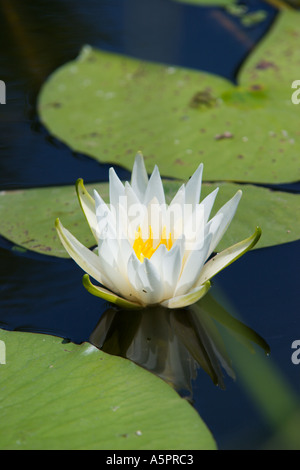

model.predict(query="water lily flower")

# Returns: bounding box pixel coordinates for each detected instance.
[55,152,261,309]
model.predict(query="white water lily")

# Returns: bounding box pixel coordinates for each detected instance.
[55,152,261,309]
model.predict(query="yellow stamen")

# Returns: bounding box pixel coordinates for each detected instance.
[133,225,173,262]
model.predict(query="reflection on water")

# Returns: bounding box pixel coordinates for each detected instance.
[90,293,269,399]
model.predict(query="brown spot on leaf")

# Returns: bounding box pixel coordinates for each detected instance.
[89,132,101,137]
[250,84,263,90]
[48,102,62,108]
[175,159,185,165]
[22,238,36,244]
[189,90,216,109]
[215,131,233,140]
[255,60,277,70]
[32,244,52,252]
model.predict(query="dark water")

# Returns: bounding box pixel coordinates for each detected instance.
[1,0,299,450]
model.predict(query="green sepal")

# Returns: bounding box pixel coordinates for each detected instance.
[75,178,98,242]
[82,274,143,310]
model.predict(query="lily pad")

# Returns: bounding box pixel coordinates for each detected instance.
[239,11,300,93]
[0,180,299,257]
[0,329,215,450]
[38,11,300,184]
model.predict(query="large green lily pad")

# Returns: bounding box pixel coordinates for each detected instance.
[0,329,215,450]
[38,11,300,184]
[0,180,299,257]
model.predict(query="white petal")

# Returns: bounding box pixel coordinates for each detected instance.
[169,184,185,207]
[174,233,212,297]
[147,196,167,246]
[141,258,164,303]
[127,254,149,305]
[171,233,186,262]
[167,185,185,239]
[185,163,203,207]
[144,165,165,206]
[55,218,108,286]
[204,213,224,257]
[127,254,164,305]
[113,200,129,242]
[94,189,117,240]
[125,182,148,240]
[142,242,183,301]
[118,237,134,274]
[97,238,130,296]
[108,237,137,299]
[182,203,205,251]
[182,188,219,252]
[207,190,242,255]
[131,151,148,201]
[200,187,219,224]
[161,281,211,309]
[127,253,143,292]
[109,167,125,210]
[162,244,182,298]
[148,243,167,274]
[125,180,141,207]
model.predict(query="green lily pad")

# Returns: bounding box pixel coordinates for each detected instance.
[240,11,300,93]
[38,11,300,184]
[0,180,299,257]
[0,329,215,450]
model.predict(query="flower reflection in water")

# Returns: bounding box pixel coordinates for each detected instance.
[90,294,270,399]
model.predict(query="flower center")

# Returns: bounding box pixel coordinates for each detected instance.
[133,226,173,262]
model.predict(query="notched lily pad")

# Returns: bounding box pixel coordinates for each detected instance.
[38,12,300,184]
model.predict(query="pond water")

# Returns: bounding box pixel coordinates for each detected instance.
[0,0,299,450]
